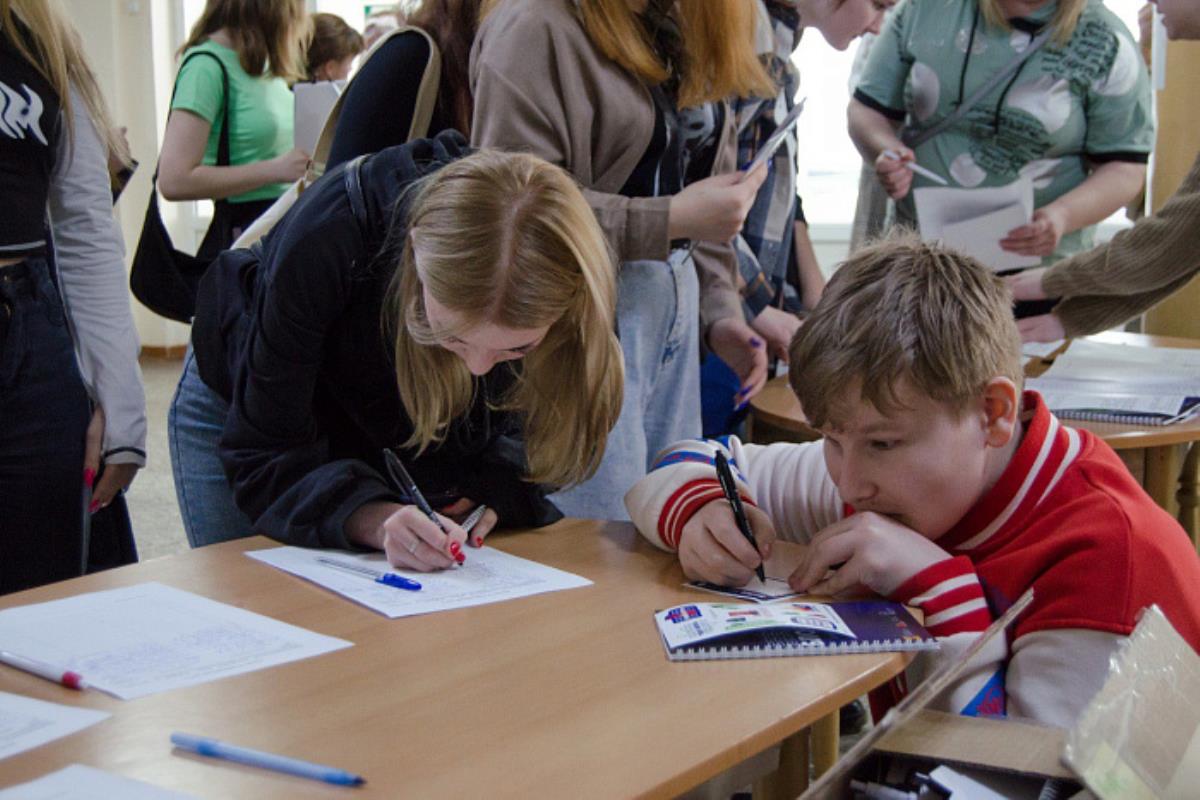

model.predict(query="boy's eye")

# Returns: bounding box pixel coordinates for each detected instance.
[870,439,898,451]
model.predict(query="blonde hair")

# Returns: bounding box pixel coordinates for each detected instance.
[388,150,624,488]
[0,0,128,167]
[481,0,775,108]
[180,0,310,83]
[788,233,1023,428]
[979,0,1086,45]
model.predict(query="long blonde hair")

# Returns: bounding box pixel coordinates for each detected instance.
[481,0,775,108]
[979,0,1086,45]
[0,0,127,166]
[389,150,624,488]
[180,0,310,83]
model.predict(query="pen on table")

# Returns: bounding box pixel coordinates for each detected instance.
[315,556,422,591]
[381,448,464,564]
[0,650,89,690]
[713,451,766,582]
[170,732,365,787]
[461,505,488,548]
[881,149,949,186]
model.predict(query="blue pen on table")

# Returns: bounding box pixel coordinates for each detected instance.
[713,451,766,582]
[315,556,421,591]
[170,733,364,787]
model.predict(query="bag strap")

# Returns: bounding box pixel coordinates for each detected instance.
[343,154,369,226]
[152,50,232,183]
[903,28,1052,149]
[308,26,441,179]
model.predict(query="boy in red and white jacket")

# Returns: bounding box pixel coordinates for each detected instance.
[625,236,1200,729]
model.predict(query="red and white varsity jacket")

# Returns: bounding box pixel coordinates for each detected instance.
[624,392,1200,728]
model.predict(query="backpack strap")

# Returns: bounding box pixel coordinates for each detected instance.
[343,154,369,230]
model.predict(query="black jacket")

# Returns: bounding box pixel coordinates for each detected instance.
[192,132,562,549]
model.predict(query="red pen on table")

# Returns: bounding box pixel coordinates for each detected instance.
[0,650,89,690]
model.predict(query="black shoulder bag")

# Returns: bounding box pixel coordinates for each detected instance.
[130,51,233,323]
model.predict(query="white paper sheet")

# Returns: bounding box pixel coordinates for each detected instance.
[0,693,108,761]
[0,584,351,700]
[0,765,197,799]
[686,541,807,603]
[247,546,592,618]
[293,81,341,153]
[914,176,1039,271]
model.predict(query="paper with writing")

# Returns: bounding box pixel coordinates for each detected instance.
[0,692,108,761]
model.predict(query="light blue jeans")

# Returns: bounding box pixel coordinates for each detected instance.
[550,250,701,520]
[168,351,256,547]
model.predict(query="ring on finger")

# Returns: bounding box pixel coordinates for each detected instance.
[407,537,419,555]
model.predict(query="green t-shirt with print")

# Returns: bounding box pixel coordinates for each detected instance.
[855,0,1153,264]
[171,40,294,204]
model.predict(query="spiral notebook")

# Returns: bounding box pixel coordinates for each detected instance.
[654,600,938,661]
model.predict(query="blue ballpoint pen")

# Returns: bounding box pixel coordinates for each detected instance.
[315,556,422,591]
[170,732,365,786]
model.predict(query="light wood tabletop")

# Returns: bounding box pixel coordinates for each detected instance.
[0,520,910,798]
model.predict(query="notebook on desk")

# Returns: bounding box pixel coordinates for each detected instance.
[653,600,938,661]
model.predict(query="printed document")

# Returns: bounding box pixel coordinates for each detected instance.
[0,583,351,700]
[247,546,592,618]
[0,765,196,799]
[914,176,1038,271]
[0,692,108,761]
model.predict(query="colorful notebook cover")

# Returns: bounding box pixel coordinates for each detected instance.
[654,601,938,661]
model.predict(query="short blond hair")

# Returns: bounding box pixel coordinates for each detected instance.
[788,234,1022,428]
[389,149,623,488]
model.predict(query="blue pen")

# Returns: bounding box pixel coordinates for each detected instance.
[170,732,365,786]
[315,556,422,591]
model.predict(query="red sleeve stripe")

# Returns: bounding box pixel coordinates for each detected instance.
[892,556,977,604]
[925,607,994,637]
[659,480,726,550]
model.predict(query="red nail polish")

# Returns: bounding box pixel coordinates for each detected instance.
[454,550,465,565]
[473,537,483,548]
[449,541,462,557]
[83,468,95,489]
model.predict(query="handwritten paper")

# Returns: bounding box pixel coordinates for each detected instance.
[687,541,806,603]
[0,692,108,761]
[0,584,351,700]
[0,765,197,799]
[247,546,592,618]
[914,176,1039,271]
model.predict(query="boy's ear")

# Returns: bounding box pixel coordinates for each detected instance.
[980,377,1020,448]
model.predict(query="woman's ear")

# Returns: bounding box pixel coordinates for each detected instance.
[981,377,1020,448]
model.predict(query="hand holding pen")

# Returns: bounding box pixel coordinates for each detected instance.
[713,452,769,583]
[375,449,470,570]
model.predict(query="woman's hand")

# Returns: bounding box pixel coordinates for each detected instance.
[379,505,469,571]
[873,147,914,199]
[708,318,768,404]
[750,306,803,363]
[1016,313,1066,343]
[268,147,311,184]
[1000,206,1067,257]
[1005,267,1049,301]
[84,406,138,514]
[678,499,777,586]
[438,498,499,548]
[667,164,768,243]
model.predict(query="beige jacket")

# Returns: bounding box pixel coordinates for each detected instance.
[470,0,742,329]
[1045,151,1200,336]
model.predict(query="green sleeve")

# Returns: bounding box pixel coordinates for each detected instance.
[170,50,225,125]
[1083,25,1154,160]
[854,0,913,117]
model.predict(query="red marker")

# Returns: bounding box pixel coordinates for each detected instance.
[0,651,89,690]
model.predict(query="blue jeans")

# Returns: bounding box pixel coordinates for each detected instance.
[550,250,701,520]
[0,257,91,593]
[168,351,255,547]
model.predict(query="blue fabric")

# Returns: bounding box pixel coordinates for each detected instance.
[0,256,91,592]
[168,350,255,547]
[549,250,701,520]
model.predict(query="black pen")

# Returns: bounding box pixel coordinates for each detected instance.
[713,451,765,582]
[382,449,447,533]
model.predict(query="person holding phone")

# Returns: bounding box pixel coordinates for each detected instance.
[169,134,624,567]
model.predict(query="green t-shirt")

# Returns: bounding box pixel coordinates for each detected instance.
[171,40,294,203]
[855,0,1153,263]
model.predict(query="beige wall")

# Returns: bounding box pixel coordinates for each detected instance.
[1144,40,1200,340]
[65,0,191,349]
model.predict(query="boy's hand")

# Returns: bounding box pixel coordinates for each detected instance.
[678,500,777,587]
[788,512,950,597]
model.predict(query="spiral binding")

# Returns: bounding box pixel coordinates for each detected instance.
[667,638,939,661]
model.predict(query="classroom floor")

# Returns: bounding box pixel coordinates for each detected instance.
[127,355,189,561]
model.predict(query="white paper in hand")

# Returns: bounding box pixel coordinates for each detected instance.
[914,175,1039,271]
[741,98,806,177]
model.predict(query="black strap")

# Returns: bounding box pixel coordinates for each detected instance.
[152,50,232,184]
[903,28,1052,149]
[343,154,368,225]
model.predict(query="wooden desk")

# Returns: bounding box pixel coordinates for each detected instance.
[748,332,1200,546]
[0,521,910,798]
